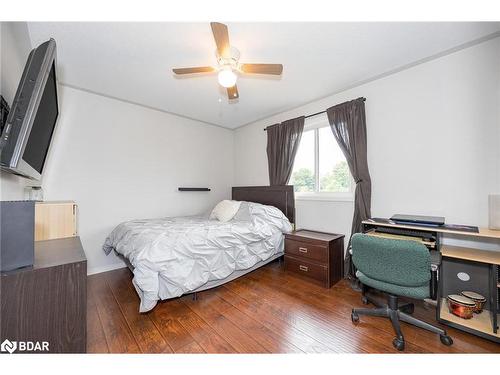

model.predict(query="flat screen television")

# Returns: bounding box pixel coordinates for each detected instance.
[0,38,59,180]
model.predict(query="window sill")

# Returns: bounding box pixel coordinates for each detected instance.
[295,194,354,203]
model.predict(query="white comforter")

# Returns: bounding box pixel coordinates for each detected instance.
[103,202,292,312]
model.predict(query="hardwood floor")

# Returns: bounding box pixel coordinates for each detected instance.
[87,260,500,353]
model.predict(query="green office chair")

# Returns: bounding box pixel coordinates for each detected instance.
[350,233,453,351]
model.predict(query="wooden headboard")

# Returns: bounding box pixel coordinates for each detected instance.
[232,185,295,224]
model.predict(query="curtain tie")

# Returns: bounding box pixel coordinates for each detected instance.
[355,178,363,184]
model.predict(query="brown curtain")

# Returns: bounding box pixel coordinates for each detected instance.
[326,98,371,279]
[266,116,305,185]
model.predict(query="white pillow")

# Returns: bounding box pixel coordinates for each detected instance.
[210,200,242,222]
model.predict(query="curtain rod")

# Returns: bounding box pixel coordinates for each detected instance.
[263,97,366,131]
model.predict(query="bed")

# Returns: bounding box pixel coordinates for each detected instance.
[103,186,295,312]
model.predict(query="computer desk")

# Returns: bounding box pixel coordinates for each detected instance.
[362,219,500,344]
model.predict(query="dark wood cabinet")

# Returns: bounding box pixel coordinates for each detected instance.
[284,230,344,288]
[1,237,87,353]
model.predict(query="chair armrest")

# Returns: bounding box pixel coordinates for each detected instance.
[430,265,438,300]
[429,251,441,300]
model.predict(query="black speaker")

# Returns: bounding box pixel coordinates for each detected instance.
[0,201,35,271]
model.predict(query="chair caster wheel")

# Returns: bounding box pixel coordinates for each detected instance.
[361,296,369,305]
[392,337,405,351]
[351,311,359,324]
[440,335,453,346]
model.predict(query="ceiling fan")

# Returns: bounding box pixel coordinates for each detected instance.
[172,22,283,100]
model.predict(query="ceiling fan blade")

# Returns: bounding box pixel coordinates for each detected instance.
[240,63,283,75]
[173,67,216,75]
[227,85,239,100]
[210,22,230,58]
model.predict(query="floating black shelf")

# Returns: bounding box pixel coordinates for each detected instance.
[178,187,211,192]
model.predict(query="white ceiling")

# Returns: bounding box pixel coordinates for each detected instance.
[27,22,500,129]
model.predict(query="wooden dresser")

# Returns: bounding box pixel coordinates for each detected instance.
[0,237,87,353]
[284,230,345,288]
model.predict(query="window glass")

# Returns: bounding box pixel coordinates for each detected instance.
[318,126,350,192]
[289,120,353,197]
[290,129,315,192]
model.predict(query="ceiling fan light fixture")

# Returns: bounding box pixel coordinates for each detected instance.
[172,22,283,101]
[217,68,237,88]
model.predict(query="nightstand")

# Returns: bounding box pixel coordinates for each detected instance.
[284,230,345,288]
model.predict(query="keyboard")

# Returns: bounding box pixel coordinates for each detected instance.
[375,226,435,240]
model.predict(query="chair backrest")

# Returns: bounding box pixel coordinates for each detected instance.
[351,233,431,287]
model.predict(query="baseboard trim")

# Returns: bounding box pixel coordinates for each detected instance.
[87,262,127,276]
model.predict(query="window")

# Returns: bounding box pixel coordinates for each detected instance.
[289,115,353,200]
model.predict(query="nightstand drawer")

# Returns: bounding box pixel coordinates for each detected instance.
[284,255,328,284]
[285,239,328,263]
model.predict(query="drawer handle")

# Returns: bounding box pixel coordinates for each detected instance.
[299,265,308,272]
[299,247,308,253]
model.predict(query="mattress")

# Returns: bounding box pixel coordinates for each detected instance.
[103,202,292,312]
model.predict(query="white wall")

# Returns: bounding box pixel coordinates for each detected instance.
[0,22,34,199]
[41,85,234,274]
[234,37,500,251]
[3,23,499,275]
[1,22,234,274]
[497,65,500,195]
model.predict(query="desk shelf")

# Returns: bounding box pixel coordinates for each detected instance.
[441,245,500,265]
[438,245,500,344]
[439,299,500,340]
